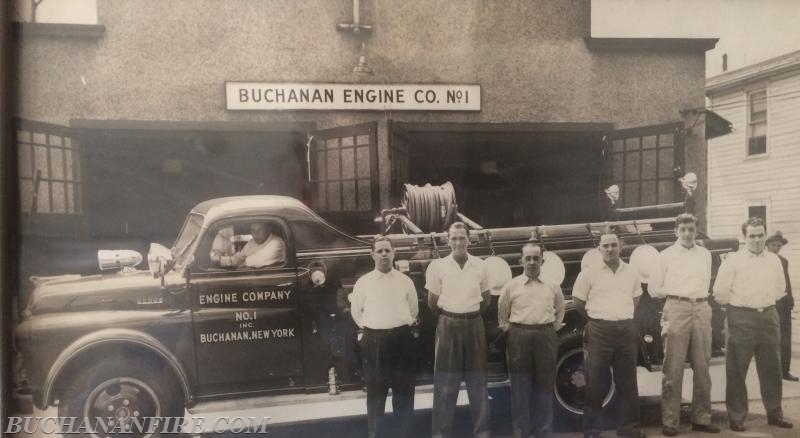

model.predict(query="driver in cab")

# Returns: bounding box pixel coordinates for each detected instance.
[211,222,285,268]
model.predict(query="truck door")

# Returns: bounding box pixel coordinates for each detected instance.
[189,217,303,393]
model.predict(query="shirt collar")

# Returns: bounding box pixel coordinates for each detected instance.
[600,260,628,273]
[672,241,696,252]
[373,268,396,277]
[522,275,543,285]
[744,249,767,258]
[446,252,478,268]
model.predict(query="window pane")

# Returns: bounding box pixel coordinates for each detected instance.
[52,183,66,213]
[625,151,640,180]
[356,146,370,178]
[72,149,81,182]
[641,180,656,206]
[356,135,370,146]
[623,183,640,208]
[18,143,32,178]
[65,150,73,180]
[658,148,674,178]
[341,136,354,147]
[37,183,50,213]
[658,133,674,148]
[327,150,341,179]
[625,138,640,151]
[65,137,72,149]
[326,138,339,149]
[751,122,767,137]
[658,180,674,203]
[612,153,624,182]
[642,149,657,179]
[642,135,657,149]
[341,148,355,179]
[358,180,371,211]
[16,130,31,142]
[50,148,65,180]
[327,182,341,211]
[34,145,49,178]
[66,183,73,213]
[342,181,356,211]
[20,179,33,213]
[33,132,47,145]
[748,206,766,222]
[48,135,62,146]
[314,151,326,182]
[612,139,624,152]
[750,91,767,114]
[748,137,766,156]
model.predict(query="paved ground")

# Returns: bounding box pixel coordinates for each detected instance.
[13,311,800,437]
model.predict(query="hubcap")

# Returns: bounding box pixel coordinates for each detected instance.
[83,377,161,438]
[554,347,615,415]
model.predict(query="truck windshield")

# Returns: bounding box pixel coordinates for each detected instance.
[173,213,204,269]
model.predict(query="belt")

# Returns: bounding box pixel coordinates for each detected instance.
[440,310,481,319]
[667,295,708,303]
[727,304,775,313]
[510,322,552,330]
[364,325,411,333]
[587,317,633,324]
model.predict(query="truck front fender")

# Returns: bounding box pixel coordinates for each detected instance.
[42,328,193,409]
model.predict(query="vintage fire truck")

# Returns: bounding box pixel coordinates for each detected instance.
[14,183,738,435]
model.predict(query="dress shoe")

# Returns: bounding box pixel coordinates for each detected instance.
[617,428,646,438]
[661,426,679,436]
[691,423,720,433]
[767,417,794,428]
[783,372,800,382]
[729,423,746,432]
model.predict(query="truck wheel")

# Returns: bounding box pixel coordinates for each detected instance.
[553,331,616,429]
[58,356,183,438]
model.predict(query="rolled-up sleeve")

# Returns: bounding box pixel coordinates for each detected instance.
[349,278,366,328]
[497,283,513,330]
[425,260,441,296]
[405,276,420,321]
[553,285,565,330]
[572,271,590,302]
[712,256,734,305]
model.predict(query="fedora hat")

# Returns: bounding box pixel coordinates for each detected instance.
[766,231,788,245]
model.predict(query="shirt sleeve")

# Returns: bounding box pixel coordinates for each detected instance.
[479,260,490,293]
[349,277,366,328]
[712,253,735,305]
[497,281,512,330]
[701,248,712,295]
[572,270,590,302]
[632,271,643,298]
[425,260,442,296]
[245,237,286,267]
[553,284,565,330]
[649,250,668,299]
[404,275,419,322]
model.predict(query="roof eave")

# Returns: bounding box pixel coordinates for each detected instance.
[584,37,719,52]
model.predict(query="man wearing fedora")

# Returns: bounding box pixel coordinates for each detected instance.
[766,231,797,382]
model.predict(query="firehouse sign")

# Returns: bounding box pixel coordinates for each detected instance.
[226,82,481,111]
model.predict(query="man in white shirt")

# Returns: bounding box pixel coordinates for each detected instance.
[712,217,792,431]
[426,222,491,438]
[650,214,718,436]
[350,236,418,438]
[498,243,564,438]
[573,233,645,438]
[215,222,285,268]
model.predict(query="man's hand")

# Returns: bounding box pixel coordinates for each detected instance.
[573,298,588,321]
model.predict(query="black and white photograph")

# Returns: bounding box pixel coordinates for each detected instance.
[2,1,800,437]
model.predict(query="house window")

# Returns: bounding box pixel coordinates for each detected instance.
[17,123,82,215]
[12,0,97,24]
[748,205,766,223]
[747,90,767,156]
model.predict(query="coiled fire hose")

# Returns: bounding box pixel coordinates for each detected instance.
[402,182,458,233]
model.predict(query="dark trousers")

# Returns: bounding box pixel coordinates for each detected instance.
[432,314,490,438]
[777,296,793,374]
[583,319,640,435]
[362,326,417,438]
[725,306,783,425]
[507,324,557,438]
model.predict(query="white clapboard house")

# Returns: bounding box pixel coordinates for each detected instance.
[706,49,800,292]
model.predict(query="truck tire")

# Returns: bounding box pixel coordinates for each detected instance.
[58,356,183,438]
[553,331,617,430]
